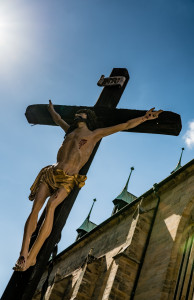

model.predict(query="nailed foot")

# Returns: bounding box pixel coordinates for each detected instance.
[13,256,37,272]
[13,256,26,271]
[23,257,37,271]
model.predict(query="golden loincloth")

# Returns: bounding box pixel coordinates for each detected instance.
[29,165,87,201]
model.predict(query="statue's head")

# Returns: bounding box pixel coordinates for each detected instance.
[66,109,98,135]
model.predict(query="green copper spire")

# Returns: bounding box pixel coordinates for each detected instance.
[124,167,134,190]
[112,167,137,214]
[87,198,96,220]
[171,148,185,174]
[76,199,97,240]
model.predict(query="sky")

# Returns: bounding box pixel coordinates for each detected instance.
[0,0,194,295]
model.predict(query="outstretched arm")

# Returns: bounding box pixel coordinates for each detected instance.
[48,100,70,132]
[93,108,163,139]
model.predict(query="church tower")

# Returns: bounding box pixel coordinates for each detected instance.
[32,158,194,300]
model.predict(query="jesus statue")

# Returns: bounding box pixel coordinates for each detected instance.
[14,100,162,271]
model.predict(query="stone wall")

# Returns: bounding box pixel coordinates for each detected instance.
[134,163,194,300]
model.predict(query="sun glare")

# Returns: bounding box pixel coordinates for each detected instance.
[0,2,35,76]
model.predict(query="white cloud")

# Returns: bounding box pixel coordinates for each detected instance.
[183,120,194,149]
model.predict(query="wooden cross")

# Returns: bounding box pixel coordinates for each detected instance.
[2,68,181,300]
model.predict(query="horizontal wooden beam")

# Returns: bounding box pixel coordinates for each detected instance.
[25,105,182,136]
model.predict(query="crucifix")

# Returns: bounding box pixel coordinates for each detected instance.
[2,68,181,300]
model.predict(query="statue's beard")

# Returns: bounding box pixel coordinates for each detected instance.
[73,116,87,127]
[66,117,90,136]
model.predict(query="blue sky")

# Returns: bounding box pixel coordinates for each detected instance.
[0,0,194,295]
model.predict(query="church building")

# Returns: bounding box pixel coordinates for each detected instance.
[32,151,194,300]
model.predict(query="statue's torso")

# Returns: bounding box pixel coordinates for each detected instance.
[55,128,97,175]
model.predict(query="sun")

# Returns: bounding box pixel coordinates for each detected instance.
[0,2,35,76]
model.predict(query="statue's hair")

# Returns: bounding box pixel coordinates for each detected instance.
[66,109,98,135]
[76,109,98,131]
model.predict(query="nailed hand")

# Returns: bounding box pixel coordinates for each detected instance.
[144,107,163,121]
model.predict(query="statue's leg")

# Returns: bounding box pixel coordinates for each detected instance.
[25,187,68,270]
[14,183,50,271]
